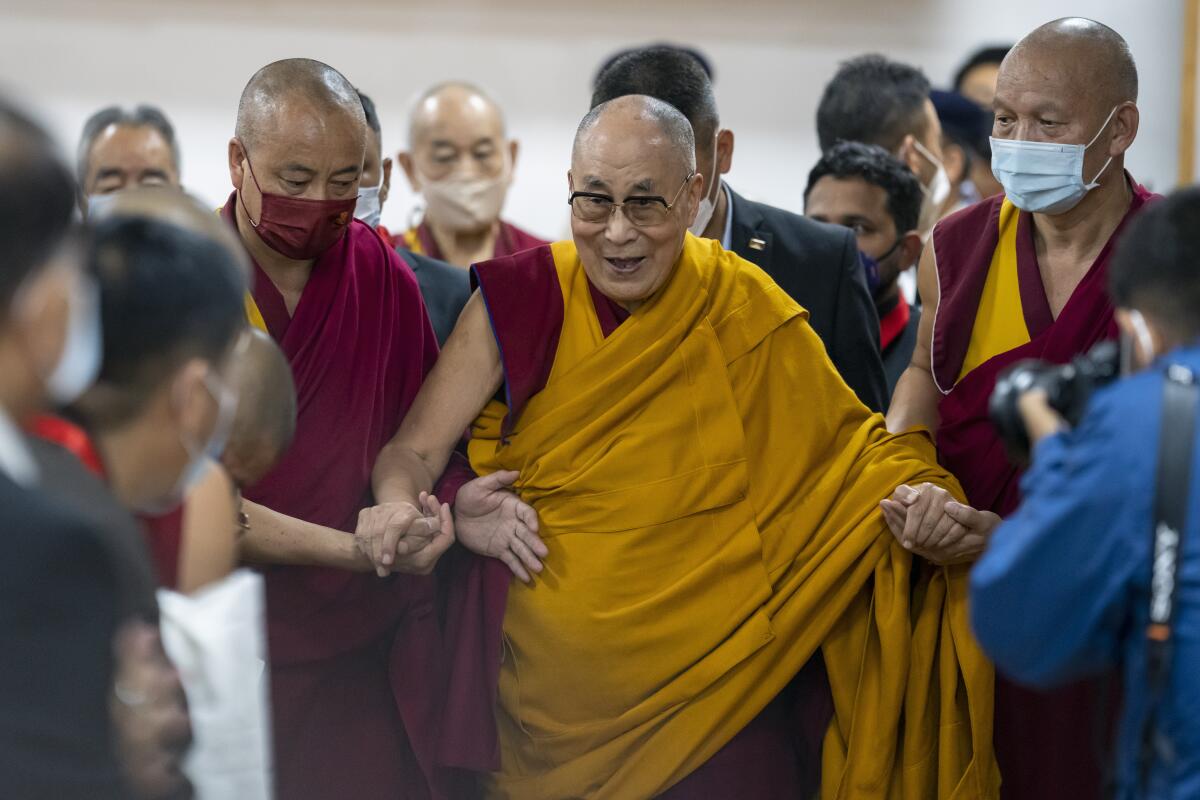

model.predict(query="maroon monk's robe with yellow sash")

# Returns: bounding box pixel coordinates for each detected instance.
[220,195,454,800]
[441,234,998,799]
[402,219,547,262]
[931,178,1157,800]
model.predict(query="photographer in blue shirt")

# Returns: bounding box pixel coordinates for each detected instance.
[971,187,1200,798]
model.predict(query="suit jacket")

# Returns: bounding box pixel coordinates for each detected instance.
[397,248,471,347]
[728,187,888,412]
[0,449,156,800]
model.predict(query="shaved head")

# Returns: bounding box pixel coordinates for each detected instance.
[574,95,696,176]
[1005,18,1138,109]
[235,58,366,151]
[222,327,296,488]
[408,81,506,148]
[100,187,249,279]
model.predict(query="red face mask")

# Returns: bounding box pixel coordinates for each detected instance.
[238,152,358,261]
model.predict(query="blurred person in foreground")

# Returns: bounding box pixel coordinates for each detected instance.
[0,100,188,800]
[972,185,1200,800]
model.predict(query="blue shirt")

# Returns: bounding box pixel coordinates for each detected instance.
[971,343,1200,799]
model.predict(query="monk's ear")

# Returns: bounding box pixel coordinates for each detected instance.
[397,151,420,192]
[508,139,520,173]
[716,129,735,176]
[380,157,393,205]
[1109,102,1140,158]
[228,139,247,191]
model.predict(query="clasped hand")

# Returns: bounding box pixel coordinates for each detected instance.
[879,483,1001,565]
[355,494,453,577]
[354,470,546,582]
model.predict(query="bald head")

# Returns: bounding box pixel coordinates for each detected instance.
[407,81,505,148]
[574,95,696,176]
[101,187,249,279]
[1005,18,1138,108]
[235,58,366,151]
[221,327,296,488]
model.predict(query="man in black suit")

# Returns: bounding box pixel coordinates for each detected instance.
[0,100,190,800]
[396,248,470,347]
[592,45,888,412]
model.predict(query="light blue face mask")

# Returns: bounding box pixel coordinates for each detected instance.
[990,106,1119,215]
[355,184,383,229]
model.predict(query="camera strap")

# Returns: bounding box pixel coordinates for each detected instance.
[1139,363,1198,789]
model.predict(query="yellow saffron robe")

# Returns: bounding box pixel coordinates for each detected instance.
[467,234,999,799]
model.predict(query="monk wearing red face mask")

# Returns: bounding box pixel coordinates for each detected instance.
[219,58,521,800]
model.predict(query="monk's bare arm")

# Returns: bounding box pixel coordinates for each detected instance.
[239,499,374,572]
[372,290,504,505]
[885,244,942,434]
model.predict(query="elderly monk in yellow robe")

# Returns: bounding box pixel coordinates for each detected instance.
[362,95,999,799]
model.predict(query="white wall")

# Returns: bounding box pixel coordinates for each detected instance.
[0,0,1183,239]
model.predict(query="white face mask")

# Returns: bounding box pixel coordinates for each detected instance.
[990,106,1118,215]
[689,137,721,238]
[355,184,383,229]
[912,139,951,238]
[420,156,511,234]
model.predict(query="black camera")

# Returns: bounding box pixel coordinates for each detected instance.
[989,340,1122,461]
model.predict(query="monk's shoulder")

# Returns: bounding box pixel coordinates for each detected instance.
[932,195,1005,260]
[348,221,424,301]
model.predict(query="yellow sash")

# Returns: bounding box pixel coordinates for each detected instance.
[402,226,424,255]
[958,199,1031,381]
[469,235,998,799]
[244,293,268,333]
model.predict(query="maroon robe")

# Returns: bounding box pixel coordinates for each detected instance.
[221,195,453,800]
[406,218,548,262]
[931,177,1157,800]
[437,246,827,798]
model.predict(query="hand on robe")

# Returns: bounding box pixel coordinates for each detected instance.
[879,483,1000,565]
[454,470,546,583]
[110,620,193,800]
[355,495,454,576]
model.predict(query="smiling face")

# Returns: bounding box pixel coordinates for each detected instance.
[569,112,701,310]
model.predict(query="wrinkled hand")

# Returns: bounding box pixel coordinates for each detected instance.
[455,470,546,583]
[879,483,1001,565]
[356,497,454,576]
[110,621,193,800]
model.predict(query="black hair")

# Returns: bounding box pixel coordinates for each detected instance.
[804,141,923,235]
[358,89,381,135]
[1110,187,1200,341]
[83,214,246,425]
[591,45,719,143]
[816,54,931,154]
[953,45,1013,92]
[0,99,77,318]
[77,105,180,181]
[594,43,714,88]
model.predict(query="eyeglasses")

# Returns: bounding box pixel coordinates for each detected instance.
[568,173,695,227]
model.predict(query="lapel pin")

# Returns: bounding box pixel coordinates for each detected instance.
[749,237,767,251]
